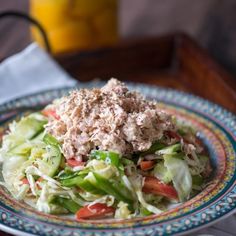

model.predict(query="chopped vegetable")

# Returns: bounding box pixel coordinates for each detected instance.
[142,177,178,201]
[66,159,85,168]
[76,203,115,219]
[141,142,165,155]
[57,169,78,180]
[115,201,132,219]
[41,109,60,120]
[43,133,60,146]
[0,113,47,153]
[152,161,172,184]
[128,174,162,214]
[21,177,29,185]
[140,206,152,216]
[52,196,81,213]
[164,155,192,201]
[156,143,181,155]
[36,144,62,177]
[61,175,105,195]
[92,172,134,205]
[140,160,155,171]
[90,150,120,167]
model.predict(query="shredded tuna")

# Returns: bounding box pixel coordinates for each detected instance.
[45,79,176,160]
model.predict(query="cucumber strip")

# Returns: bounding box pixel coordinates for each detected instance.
[155,143,181,155]
[51,196,81,213]
[61,175,105,195]
[10,132,45,155]
[90,150,120,167]
[141,142,166,156]
[43,133,60,146]
[2,113,47,152]
[12,113,47,140]
[44,145,62,177]
[92,173,134,205]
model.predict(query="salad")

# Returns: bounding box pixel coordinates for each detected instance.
[0,79,212,220]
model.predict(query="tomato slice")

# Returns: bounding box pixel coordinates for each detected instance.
[143,176,178,200]
[76,203,115,220]
[140,160,155,171]
[42,109,60,120]
[21,178,29,185]
[67,159,85,167]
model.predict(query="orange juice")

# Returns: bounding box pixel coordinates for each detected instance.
[30,0,118,53]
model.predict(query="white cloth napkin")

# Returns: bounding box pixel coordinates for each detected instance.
[0,43,76,104]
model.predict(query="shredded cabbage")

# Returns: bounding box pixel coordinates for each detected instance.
[2,155,27,193]
[86,159,118,179]
[79,191,102,202]
[36,183,52,213]
[89,195,115,207]
[164,155,192,201]
[115,201,132,219]
[128,174,162,215]
[152,161,172,184]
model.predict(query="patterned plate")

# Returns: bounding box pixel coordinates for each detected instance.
[0,81,235,236]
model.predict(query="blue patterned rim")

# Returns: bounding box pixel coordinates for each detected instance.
[0,81,235,236]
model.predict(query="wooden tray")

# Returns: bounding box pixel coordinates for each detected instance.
[55,33,236,113]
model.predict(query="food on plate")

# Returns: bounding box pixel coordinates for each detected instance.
[0,79,212,220]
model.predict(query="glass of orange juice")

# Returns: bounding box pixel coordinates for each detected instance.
[30,0,118,54]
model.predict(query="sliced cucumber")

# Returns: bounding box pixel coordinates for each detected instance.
[9,142,61,177]
[39,144,62,177]
[10,113,47,140]
[2,113,47,151]
[10,142,33,155]
[155,143,181,155]
[50,196,81,213]
[33,132,45,141]
[6,137,61,178]
[10,132,45,156]
[1,113,62,196]
[43,133,60,146]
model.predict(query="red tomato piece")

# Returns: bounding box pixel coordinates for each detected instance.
[42,109,60,120]
[142,176,178,200]
[67,159,85,167]
[21,178,29,185]
[140,160,155,171]
[76,203,115,220]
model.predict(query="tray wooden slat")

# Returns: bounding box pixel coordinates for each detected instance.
[176,34,236,113]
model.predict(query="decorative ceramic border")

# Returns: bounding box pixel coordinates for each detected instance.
[0,82,235,236]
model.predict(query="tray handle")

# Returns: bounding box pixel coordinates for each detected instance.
[0,10,51,53]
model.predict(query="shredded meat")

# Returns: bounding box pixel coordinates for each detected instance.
[45,79,176,160]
